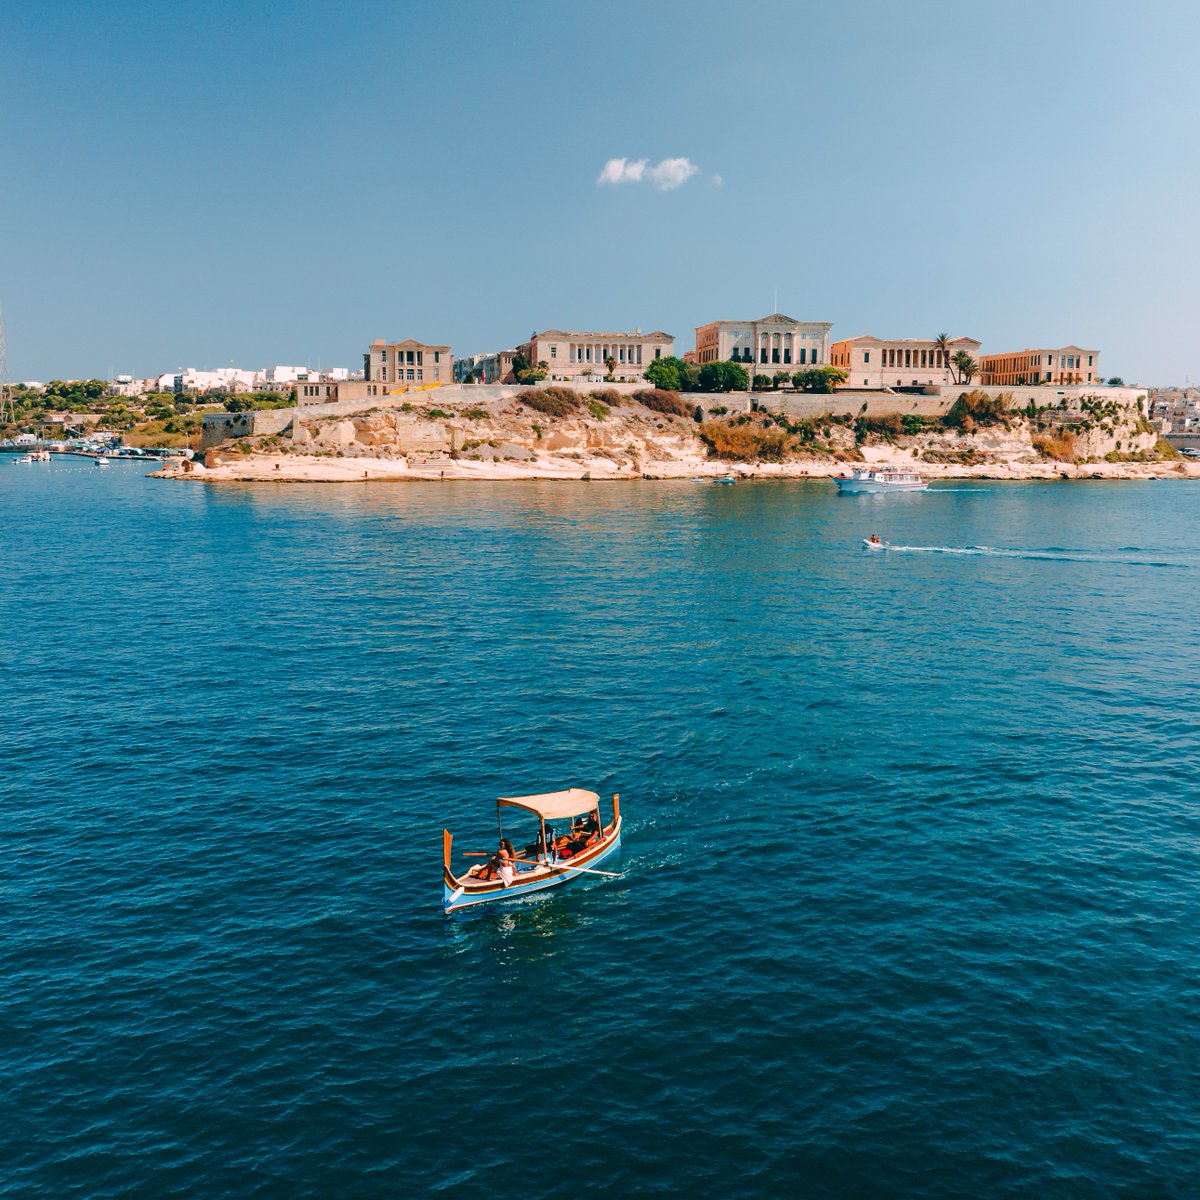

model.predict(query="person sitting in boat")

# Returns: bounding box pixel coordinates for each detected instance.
[553,834,576,860]
[469,839,516,882]
[524,827,552,862]
[571,811,601,842]
[868,534,882,545]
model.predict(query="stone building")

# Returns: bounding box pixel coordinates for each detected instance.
[453,350,520,384]
[364,339,452,387]
[979,346,1100,386]
[527,329,673,382]
[830,336,982,389]
[693,313,833,371]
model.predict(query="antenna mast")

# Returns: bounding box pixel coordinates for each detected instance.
[0,307,13,427]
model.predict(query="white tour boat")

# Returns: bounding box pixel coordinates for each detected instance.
[834,469,928,494]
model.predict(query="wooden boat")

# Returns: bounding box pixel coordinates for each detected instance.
[443,788,622,913]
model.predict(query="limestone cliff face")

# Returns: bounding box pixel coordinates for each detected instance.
[216,390,1167,474]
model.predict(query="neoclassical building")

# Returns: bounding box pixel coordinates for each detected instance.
[830,335,982,389]
[693,313,833,371]
[527,329,674,382]
[979,346,1100,386]
[365,339,453,386]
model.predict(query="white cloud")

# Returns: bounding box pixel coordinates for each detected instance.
[647,157,698,190]
[597,156,700,191]
[597,157,648,186]
[710,173,723,187]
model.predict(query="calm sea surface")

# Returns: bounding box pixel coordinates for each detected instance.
[4,460,1200,1198]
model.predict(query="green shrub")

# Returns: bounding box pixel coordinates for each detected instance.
[585,398,610,420]
[945,390,1011,430]
[427,408,452,419]
[901,413,937,435]
[698,419,792,461]
[854,413,903,443]
[461,406,489,421]
[1032,431,1078,461]
[633,389,691,417]
[519,387,580,418]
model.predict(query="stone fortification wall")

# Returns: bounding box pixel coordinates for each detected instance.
[200,408,295,450]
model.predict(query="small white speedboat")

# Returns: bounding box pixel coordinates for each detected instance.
[836,469,927,493]
[13,454,33,464]
[94,455,109,467]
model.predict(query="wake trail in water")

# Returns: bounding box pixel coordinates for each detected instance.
[881,544,1194,569]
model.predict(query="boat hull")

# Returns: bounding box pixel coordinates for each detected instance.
[444,821,622,912]
[836,478,927,493]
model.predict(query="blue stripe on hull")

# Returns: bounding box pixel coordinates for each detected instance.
[444,830,622,912]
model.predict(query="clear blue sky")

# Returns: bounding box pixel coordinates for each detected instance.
[3,0,1197,384]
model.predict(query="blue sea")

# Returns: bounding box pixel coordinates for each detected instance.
[4,459,1200,1198]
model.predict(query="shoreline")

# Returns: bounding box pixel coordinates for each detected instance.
[153,450,1200,485]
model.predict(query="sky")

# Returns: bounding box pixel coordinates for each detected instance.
[2,0,1198,384]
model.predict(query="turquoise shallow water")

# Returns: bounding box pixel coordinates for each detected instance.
[4,460,1200,1198]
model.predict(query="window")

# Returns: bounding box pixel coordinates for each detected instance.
[406,369,414,380]
[550,346,557,358]
[655,348,661,359]
[784,350,792,364]
[772,348,779,363]
[1088,355,1093,366]
[760,349,767,364]
[417,351,423,365]
[864,351,870,364]
[407,350,414,364]
[434,351,440,362]
[381,368,387,382]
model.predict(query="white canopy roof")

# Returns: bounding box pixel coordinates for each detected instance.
[497,788,600,821]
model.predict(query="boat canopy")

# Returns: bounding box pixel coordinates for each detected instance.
[497,788,600,820]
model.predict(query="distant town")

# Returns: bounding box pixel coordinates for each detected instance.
[2,313,1199,453]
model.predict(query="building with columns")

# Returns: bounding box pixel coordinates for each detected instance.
[364,339,452,387]
[526,329,674,382]
[830,335,982,389]
[979,346,1100,386]
[693,313,833,372]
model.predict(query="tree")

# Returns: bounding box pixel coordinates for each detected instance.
[952,351,978,384]
[752,374,772,390]
[773,371,790,389]
[698,360,749,392]
[1107,376,1125,386]
[934,333,953,381]
[792,366,848,393]
[643,357,683,392]
[604,355,617,381]
[511,352,530,378]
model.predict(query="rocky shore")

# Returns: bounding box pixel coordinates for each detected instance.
[156,388,1200,484]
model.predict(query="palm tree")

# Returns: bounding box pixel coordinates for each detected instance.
[934,333,953,381]
[604,355,617,381]
[953,351,978,384]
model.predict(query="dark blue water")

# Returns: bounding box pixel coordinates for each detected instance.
[4,460,1200,1198]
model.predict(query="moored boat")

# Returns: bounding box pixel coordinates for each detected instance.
[835,468,927,493]
[443,788,622,912]
[12,454,32,464]
[94,455,109,467]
